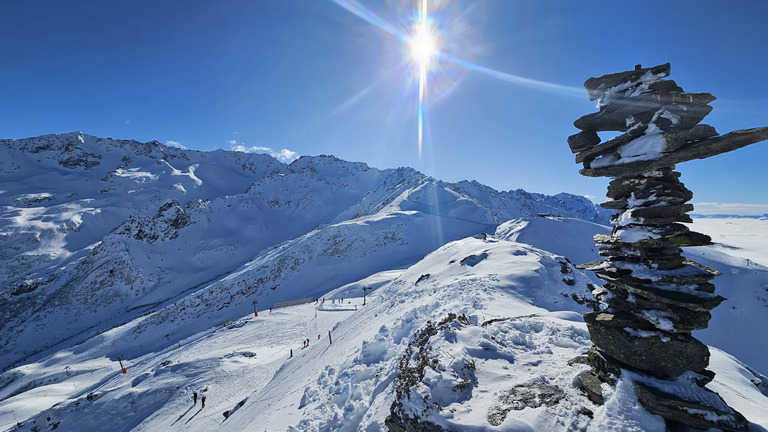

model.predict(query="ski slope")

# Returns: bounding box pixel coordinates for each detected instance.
[2,217,767,431]
[2,134,767,431]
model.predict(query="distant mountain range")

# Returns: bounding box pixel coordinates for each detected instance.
[0,132,609,372]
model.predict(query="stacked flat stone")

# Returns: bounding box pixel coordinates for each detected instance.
[569,63,768,431]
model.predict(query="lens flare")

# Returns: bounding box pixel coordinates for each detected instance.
[330,0,583,161]
[413,0,435,159]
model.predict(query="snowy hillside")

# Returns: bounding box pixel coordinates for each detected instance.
[688,216,768,268]
[2,133,767,431]
[0,133,609,376]
[1,217,766,431]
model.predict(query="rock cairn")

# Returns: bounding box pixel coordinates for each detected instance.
[568,63,768,431]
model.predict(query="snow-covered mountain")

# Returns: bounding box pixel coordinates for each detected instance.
[2,133,767,431]
[1,216,766,432]
[0,132,607,374]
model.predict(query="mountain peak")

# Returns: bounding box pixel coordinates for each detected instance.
[2,132,767,430]
[288,154,372,176]
[0,131,607,374]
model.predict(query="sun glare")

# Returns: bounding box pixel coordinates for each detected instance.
[410,0,440,159]
[331,0,586,162]
[410,28,437,66]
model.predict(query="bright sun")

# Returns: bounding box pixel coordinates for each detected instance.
[410,27,437,66]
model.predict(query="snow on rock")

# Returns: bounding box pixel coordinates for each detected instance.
[588,375,667,432]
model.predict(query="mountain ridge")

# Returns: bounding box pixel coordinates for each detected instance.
[2,133,768,430]
[0,132,608,372]
[3,217,766,431]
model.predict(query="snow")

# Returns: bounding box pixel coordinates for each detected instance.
[0,134,607,378]
[687,216,768,267]
[639,310,676,332]
[588,376,666,432]
[624,328,671,342]
[220,237,599,432]
[615,226,660,243]
[1,134,767,431]
[616,210,643,227]
[598,70,666,108]
[588,123,670,168]
[612,261,717,284]
[2,215,766,431]
[164,161,203,187]
[614,133,666,164]
[627,192,654,208]
[707,348,768,426]
[655,108,680,127]
[495,216,608,268]
[590,132,666,168]
[630,370,731,412]
[684,242,768,374]
[113,167,159,183]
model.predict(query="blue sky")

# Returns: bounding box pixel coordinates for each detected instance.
[2,1,768,209]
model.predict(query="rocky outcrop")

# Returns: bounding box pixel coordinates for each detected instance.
[113,199,194,243]
[633,381,747,431]
[487,382,565,426]
[569,63,768,431]
[386,313,478,431]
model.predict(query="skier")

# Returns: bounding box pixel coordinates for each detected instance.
[193,391,198,405]
[201,395,206,408]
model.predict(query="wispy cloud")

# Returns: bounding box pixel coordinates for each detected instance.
[165,140,186,149]
[692,202,768,216]
[231,142,299,163]
[125,120,132,125]
[276,148,299,161]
